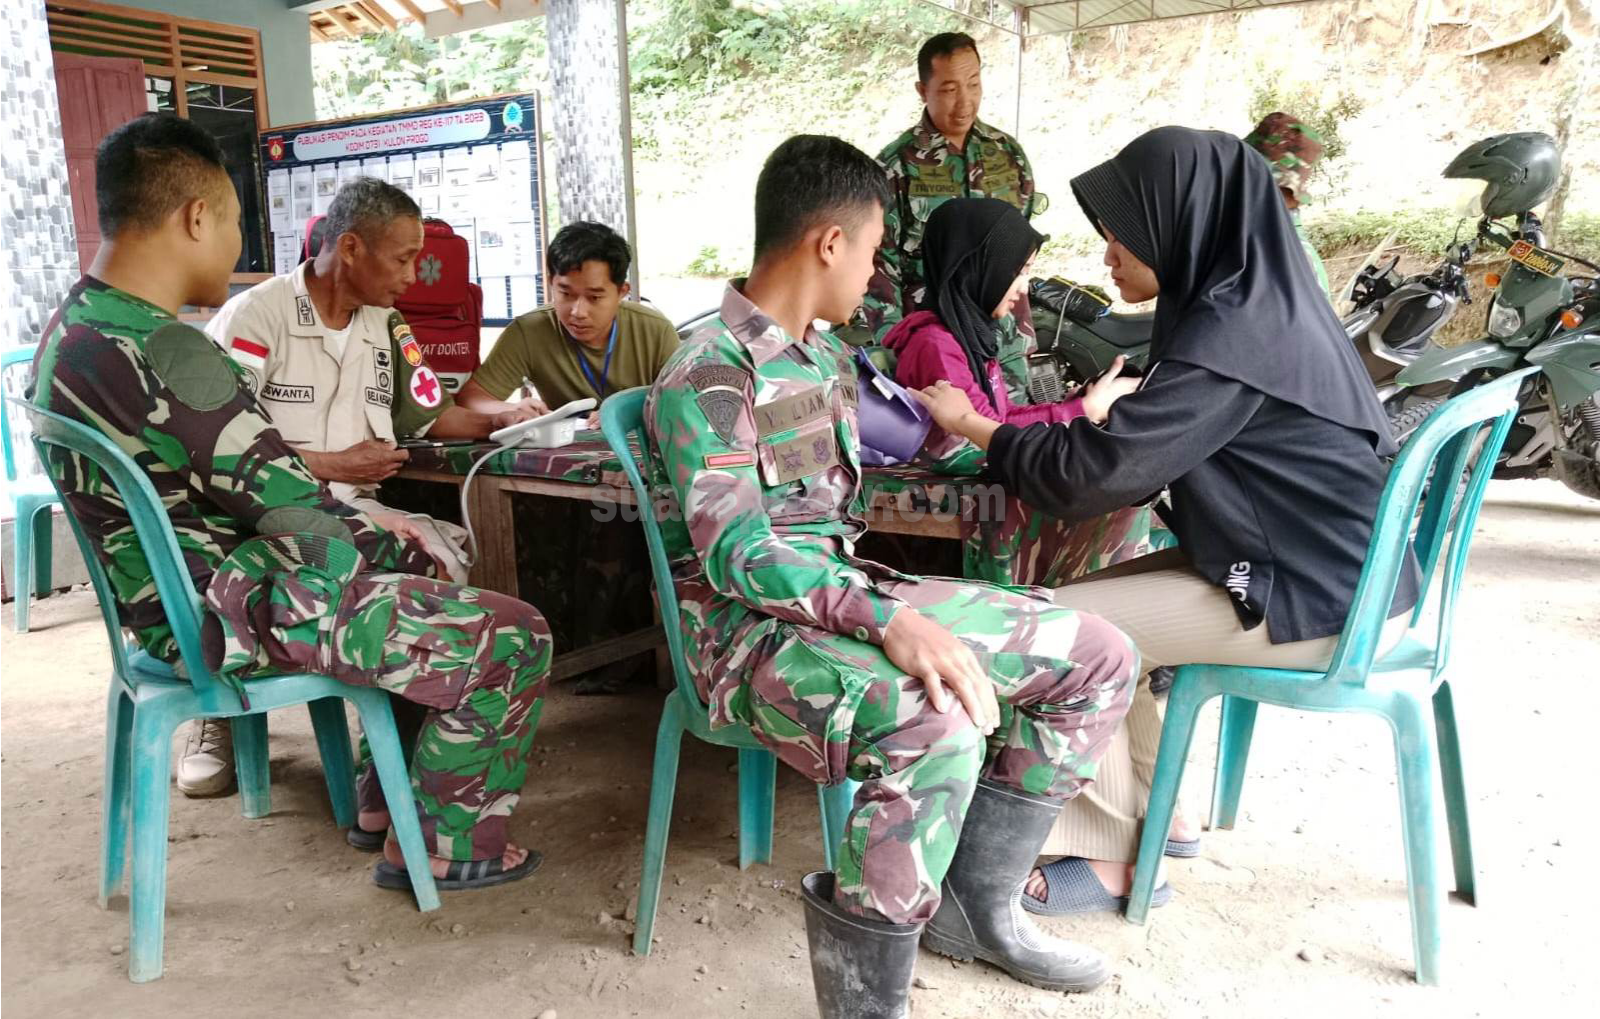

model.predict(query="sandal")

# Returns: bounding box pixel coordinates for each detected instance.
[1021,857,1173,916]
[372,849,544,891]
[1165,836,1201,858]
[347,824,386,852]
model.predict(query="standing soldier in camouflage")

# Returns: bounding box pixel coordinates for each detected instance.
[646,135,1137,1016]
[29,113,551,890]
[858,32,1044,404]
[1244,111,1332,297]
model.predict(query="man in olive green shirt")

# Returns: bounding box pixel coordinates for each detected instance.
[457,221,679,426]
[457,221,676,693]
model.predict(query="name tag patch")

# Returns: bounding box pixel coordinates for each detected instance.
[295,295,315,327]
[261,382,314,403]
[755,386,829,437]
[909,165,962,198]
[703,451,755,469]
[764,431,839,484]
[366,387,392,408]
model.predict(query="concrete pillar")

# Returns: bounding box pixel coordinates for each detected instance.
[544,0,639,288]
[1,0,77,354]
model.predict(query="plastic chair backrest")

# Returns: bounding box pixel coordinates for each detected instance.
[26,403,239,713]
[599,387,701,710]
[1322,367,1536,685]
[2,345,39,483]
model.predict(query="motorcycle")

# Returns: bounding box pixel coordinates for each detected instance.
[1395,213,1600,499]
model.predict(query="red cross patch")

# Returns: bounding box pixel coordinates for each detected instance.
[409,365,442,408]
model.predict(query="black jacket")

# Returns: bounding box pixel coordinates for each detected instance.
[987,360,1419,645]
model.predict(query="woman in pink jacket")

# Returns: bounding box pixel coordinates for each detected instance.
[886,197,1138,445]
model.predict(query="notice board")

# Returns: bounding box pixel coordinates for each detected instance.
[259,93,547,325]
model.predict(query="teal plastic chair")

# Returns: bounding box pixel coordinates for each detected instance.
[2,345,63,632]
[1126,368,1537,986]
[26,404,440,982]
[599,387,859,957]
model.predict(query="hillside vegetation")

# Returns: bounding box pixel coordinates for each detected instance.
[313,0,1600,300]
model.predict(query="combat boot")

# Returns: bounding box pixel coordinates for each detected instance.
[801,871,921,1019]
[921,779,1110,992]
[176,717,234,797]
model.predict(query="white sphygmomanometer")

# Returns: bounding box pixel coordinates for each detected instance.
[459,398,597,567]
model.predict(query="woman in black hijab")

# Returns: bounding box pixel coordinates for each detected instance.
[914,127,1419,914]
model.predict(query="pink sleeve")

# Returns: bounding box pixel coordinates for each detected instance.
[892,328,1005,422]
[1003,395,1086,426]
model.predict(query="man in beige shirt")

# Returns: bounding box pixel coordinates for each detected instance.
[194,178,535,795]
[455,221,679,426]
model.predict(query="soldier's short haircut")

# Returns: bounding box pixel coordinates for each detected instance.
[94,113,232,239]
[753,135,890,261]
[547,221,632,286]
[918,32,980,83]
[324,176,421,246]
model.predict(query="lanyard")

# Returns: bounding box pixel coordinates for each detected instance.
[567,318,618,399]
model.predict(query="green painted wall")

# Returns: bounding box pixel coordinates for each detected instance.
[119,0,315,126]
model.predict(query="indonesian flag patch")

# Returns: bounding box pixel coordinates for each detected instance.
[409,365,443,408]
[230,336,268,369]
[400,337,424,367]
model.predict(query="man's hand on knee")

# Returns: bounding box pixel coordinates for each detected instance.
[883,610,999,734]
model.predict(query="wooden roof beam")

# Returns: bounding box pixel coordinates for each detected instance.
[393,0,427,21]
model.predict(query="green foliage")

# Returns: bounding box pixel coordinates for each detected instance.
[630,0,948,95]
[684,242,743,277]
[312,21,547,118]
[1553,212,1600,264]
[1302,208,1479,259]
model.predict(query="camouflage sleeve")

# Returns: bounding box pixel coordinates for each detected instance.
[1013,138,1040,219]
[857,156,907,342]
[389,313,456,438]
[97,324,429,574]
[649,357,908,644]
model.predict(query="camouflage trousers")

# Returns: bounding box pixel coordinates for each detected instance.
[328,574,553,861]
[727,577,1138,924]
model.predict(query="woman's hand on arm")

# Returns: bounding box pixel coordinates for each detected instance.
[910,382,1003,450]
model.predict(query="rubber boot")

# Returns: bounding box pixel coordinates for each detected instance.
[921,779,1110,992]
[801,871,921,1019]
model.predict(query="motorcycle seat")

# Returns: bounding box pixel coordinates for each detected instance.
[1088,311,1155,349]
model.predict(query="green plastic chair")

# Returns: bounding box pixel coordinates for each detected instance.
[1126,367,1538,986]
[599,387,858,957]
[26,404,440,983]
[2,345,63,632]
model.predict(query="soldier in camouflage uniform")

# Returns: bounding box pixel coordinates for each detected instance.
[857,33,1044,405]
[647,136,1136,1012]
[1245,111,1332,297]
[29,113,550,887]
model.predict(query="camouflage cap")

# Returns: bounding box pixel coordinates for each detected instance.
[1243,112,1325,200]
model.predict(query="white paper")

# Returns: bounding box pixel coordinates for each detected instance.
[273,233,301,276]
[506,219,538,274]
[509,275,541,315]
[337,160,363,187]
[387,153,416,197]
[313,163,339,214]
[414,150,442,191]
[362,156,389,182]
[443,147,474,189]
[479,276,511,321]
[475,222,512,276]
[290,166,315,226]
[500,140,532,208]
[267,169,292,232]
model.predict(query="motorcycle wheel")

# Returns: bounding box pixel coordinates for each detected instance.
[1387,396,1447,446]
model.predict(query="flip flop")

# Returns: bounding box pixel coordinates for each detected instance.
[347,824,386,852]
[1165,836,1201,858]
[372,849,544,892]
[1021,857,1174,916]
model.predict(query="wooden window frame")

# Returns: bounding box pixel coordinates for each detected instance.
[45,0,269,130]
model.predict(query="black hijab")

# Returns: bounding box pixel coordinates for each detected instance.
[1070,127,1395,454]
[920,198,1046,406]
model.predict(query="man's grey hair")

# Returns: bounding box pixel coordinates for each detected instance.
[324,176,420,244]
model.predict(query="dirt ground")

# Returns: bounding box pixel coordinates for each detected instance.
[2,479,1597,1018]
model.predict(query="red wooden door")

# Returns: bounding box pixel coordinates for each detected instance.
[52,54,148,272]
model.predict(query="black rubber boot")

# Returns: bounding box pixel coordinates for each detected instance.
[921,780,1110,992]
[801,871,922,1019]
